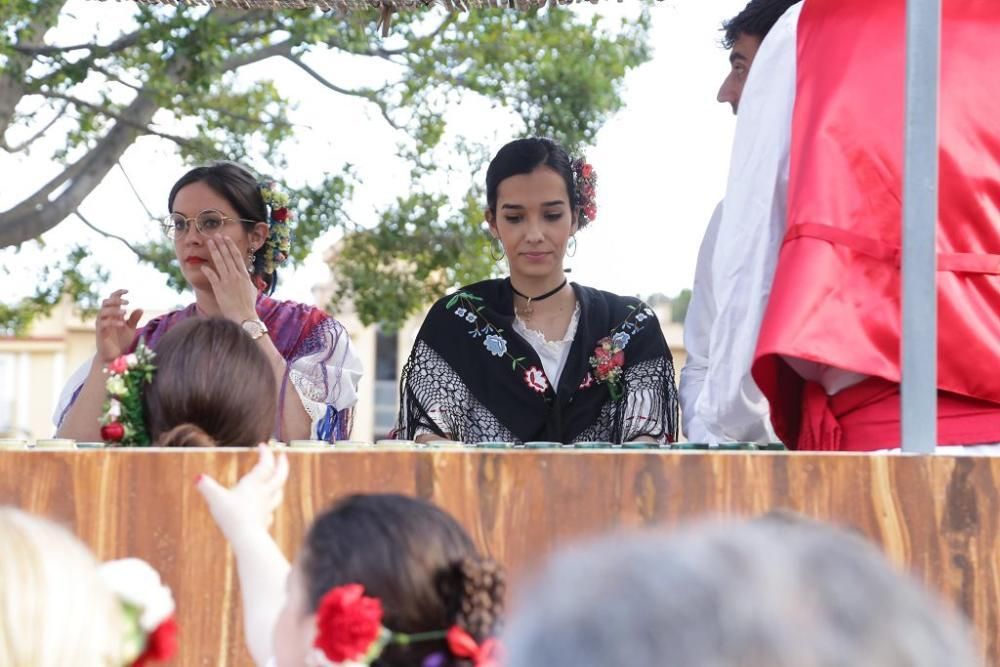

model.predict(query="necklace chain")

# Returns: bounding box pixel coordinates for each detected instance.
[510,278,567,323]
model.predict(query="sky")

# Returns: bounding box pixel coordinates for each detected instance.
[1,0,748,314]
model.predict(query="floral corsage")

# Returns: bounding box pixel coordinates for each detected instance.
[311,584,500,667]
[99,558,178,666]
[100,340,156,446]
[590,335,626,401]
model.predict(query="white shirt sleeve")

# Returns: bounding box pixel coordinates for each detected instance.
[679,202,724,443]
[52,356,93,430]
[286,326,363,439]
[695,3,802,443]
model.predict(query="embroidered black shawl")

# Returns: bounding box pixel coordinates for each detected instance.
[397,279,678,444]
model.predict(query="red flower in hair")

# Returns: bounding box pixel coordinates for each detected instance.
[446,626,502,667]
[272,207,290,222]
[584,204,597,221]
[581,163,593,178]
[314,584,384,662]
[133,617,178,667]
[101,422,125,442]
[108,356,129,374]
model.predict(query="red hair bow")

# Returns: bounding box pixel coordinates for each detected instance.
[446,626,501,667]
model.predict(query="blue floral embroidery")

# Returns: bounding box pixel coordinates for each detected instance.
[484,334,508,357]
[465,312,477,323]
[612,331,631,349]
[455,307,467,317]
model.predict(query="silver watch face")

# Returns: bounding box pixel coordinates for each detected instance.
[242,319,266,338]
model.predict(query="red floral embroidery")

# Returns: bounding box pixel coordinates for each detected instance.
[523,366,549,394]
[578,373,594,390]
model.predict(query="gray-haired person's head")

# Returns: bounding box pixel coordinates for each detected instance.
[504,518,980,667]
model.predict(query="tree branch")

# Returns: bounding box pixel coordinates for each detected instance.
[74,209,149,260]
[221,41,295,72]
[1,101,70,153]
[40,91,196,148]
[283,54,404,130]
[117,160,157,221]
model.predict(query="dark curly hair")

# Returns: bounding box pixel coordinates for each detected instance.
[722,0,802,49]
[302,494,505,667]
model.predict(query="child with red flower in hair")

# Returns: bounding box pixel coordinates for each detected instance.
[197,446,504,667]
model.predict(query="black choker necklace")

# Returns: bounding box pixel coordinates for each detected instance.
[510,278,567,322]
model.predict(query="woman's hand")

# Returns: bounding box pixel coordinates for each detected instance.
[196,444,289,543]
[202,236,260,324]
[96,289,144,364]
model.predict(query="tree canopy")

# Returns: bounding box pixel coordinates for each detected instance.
[0,0,651,331]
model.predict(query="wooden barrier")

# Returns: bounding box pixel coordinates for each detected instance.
[1,449,998,665]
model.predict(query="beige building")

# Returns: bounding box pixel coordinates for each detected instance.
[1,291,687,443]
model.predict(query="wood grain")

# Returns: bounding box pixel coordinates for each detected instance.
[1,449,996,665]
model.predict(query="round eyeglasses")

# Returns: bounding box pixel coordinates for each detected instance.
[161,209,257,239]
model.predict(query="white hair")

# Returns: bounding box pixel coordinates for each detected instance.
[504,517,980,667]
[0,507,124,667]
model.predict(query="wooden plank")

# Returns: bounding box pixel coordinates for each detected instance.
[1,450,996,665]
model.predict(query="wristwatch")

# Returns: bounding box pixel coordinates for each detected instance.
[241,318,269,340]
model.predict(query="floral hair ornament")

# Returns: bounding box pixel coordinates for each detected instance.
[100,340,156,446]
[99,558,178,667]
[311,584,501,667]
[258,181,293,277]
[571,157,598,226]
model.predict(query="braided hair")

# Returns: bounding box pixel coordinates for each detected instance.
[302,494,505,667]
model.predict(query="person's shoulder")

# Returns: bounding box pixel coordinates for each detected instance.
[428,279,504,313]
[575,284,650,321]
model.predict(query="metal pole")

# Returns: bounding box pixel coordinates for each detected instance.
[901,0,942,453]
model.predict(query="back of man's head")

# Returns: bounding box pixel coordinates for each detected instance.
[723,0,803,48]
[504,518,980,667]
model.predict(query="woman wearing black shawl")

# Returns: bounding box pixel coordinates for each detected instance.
[397,138,678,444]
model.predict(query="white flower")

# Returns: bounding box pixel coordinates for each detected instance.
[105,375,127,396]
[108,399,122,419]
[124,353,138,367]
[636,313,648,322]
[455,307,468,317]
[465,313,477,323]
[99,558,175,632]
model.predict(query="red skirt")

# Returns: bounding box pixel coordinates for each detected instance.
[796,377,1000,451]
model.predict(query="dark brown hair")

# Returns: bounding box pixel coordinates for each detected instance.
[145,317,276,447]
[486,137,590,229]
[167,162,279,294]
[303,494,505,667]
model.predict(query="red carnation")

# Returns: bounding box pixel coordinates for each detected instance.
[108,356,128,374]
[581,163,593,178]
[314,584,384,663]
[272,207,290,222]
[101,422,125,442]
[612,351,624,366]
[584,205,597,221]
[133,617,178,666]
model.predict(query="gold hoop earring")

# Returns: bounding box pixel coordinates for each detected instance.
[566,235,578,258]
[489,236,506,262]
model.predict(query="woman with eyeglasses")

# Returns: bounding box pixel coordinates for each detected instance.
[55,162,362,444]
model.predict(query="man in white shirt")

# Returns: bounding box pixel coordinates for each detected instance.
[679,0,801,442]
